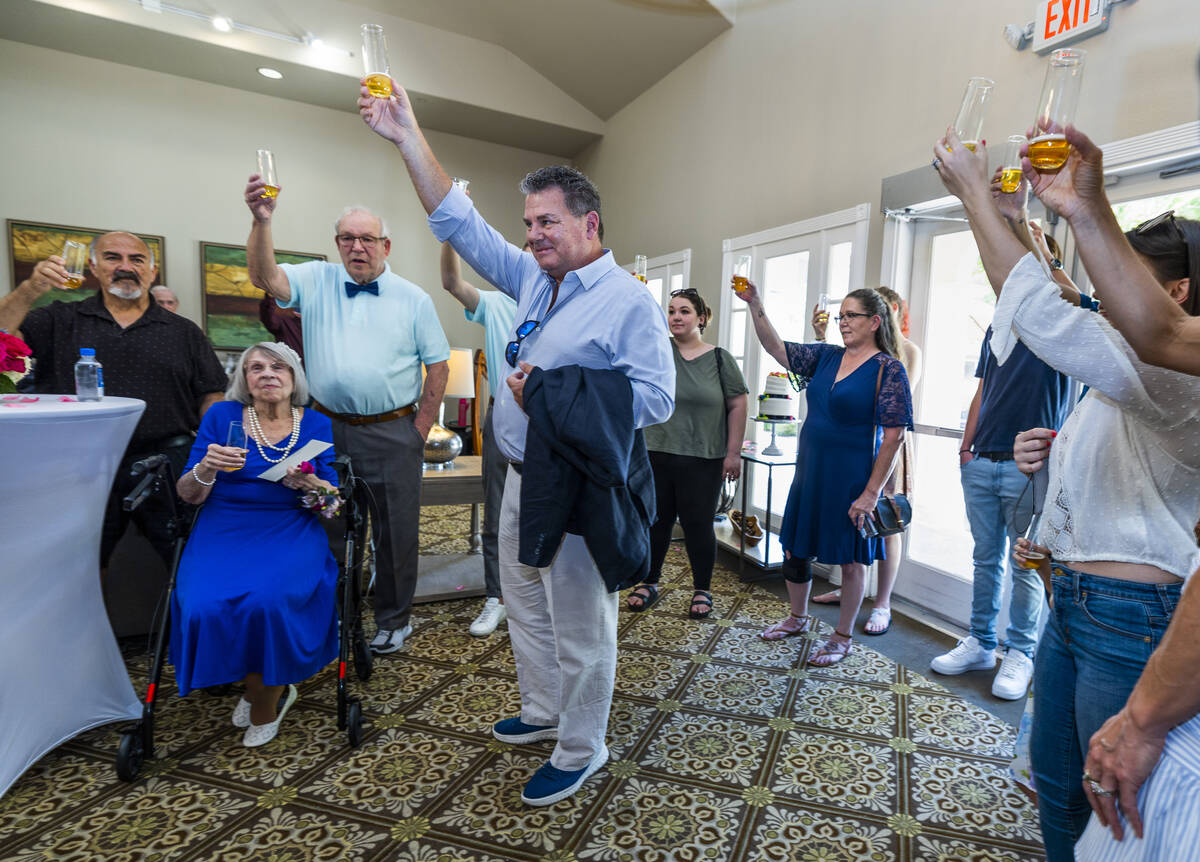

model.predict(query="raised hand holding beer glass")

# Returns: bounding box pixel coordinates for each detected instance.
[256,149,279,199]
[1020,125,1107,224]
[933,128,991,205]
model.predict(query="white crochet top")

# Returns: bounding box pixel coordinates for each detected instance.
[991,253,1200,581]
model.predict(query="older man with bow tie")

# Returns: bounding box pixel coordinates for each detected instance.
[244,179,449,656]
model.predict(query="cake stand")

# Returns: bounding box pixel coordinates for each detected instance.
[754,416,793,457]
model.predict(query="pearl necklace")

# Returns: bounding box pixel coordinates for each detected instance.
[246,405,300,464]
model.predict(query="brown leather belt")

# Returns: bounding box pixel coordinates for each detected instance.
[312,400,414,426]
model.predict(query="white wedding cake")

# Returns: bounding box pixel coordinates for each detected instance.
[756,372,795,420]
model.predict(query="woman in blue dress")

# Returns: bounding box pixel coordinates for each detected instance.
[733,284,912,666]
[172,342,339,747]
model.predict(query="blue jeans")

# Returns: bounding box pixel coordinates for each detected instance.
[960,455,1042,656]
[1030,563,1181,862]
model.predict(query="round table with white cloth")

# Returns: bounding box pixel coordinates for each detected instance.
[0,394,145,797]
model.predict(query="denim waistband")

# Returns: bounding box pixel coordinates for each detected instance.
[1050,561,1183,613]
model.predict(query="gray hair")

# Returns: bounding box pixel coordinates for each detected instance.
[519,166,604,243]
[149,285,175,299]
[225,342,309,407]
[334,206,390,239]
[87,231,157,268]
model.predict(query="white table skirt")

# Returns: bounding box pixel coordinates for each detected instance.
[0,394,145,797]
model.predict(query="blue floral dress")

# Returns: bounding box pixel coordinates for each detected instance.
[777,342,913,565]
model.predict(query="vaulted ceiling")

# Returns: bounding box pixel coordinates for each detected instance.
[3,0,737,156]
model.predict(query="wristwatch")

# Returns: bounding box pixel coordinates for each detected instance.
[1049,257,1063,271]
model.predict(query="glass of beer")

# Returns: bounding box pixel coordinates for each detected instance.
[1000,135,1026,193]
[62,240,88,289]
[731,254,752,292]
[225,421,248,471]
[1014,516,1045,570]
[361,24,391,98]
[1029,48,1086,172]
[816,293,830,327]
[452,177,470,194]
[952,77,994,152]
[256,149,279,199]
[633,255,648,283]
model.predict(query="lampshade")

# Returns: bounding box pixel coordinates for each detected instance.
[421,347,477,400]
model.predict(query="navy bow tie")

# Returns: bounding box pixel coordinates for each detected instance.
[345,280,380,298]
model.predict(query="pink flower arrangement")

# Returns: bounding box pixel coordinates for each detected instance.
[0,332,33,394]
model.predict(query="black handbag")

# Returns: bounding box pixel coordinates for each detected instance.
[859,361,912,539]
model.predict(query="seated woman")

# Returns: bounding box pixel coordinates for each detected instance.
[172,342,339,747]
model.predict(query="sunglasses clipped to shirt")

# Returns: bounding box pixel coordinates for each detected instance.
[505,319,539,367]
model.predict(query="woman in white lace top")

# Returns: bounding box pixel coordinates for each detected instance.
[932,128,1200,862]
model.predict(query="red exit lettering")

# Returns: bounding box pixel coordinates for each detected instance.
[1044,0,1093,40]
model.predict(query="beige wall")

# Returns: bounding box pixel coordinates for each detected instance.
[578,0,1200,306]
[0,38,559,352]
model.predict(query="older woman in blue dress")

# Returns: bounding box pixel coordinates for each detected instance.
[734,282,912,666]
[174,342,339,747]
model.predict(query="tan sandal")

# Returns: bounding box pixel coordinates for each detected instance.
[761,614,812,641]
[808,632,853,666]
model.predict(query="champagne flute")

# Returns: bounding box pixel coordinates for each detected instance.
[1029,48,1086,172]
[816,293,830,328]
[224,421,248,471]
[952,77,994,152]
[999,135,1026,193]
[731,254,752,292]
[361,24,392,98]
[633,255,648,283]
[62,240,88,289]
[257,149,279,199]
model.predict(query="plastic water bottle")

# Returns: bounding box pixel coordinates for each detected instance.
[74,348,104,401]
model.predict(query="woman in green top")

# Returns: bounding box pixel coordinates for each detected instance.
[626,288,748,618]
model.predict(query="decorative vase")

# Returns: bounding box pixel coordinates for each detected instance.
[423,423,463,465]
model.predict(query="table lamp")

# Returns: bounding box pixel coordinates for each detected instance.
[424,347,475,468]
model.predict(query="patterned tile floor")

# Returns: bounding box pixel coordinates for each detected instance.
[0,507,1044,861]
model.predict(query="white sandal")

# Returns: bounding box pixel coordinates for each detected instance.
[863,607,892,636]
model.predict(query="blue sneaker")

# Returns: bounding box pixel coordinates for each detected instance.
[521,745,609,806]
[492,716,559,744]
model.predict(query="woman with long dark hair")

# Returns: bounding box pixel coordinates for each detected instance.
[733,284,912,666]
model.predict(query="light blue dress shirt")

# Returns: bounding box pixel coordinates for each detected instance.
[465,290,518,400]
[278,261,450,415]
[429,185,675,463]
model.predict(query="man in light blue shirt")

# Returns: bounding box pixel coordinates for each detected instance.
[360,82,674,806]
[244,182,450,657]
[440,241,518,639]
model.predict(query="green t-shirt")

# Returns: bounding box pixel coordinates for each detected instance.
[644,342,748,459]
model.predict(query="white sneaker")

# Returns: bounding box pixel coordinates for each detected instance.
[469,598,507,637]
[369,623,413,655]
[930,636,997,675]
[992,649,1034,700]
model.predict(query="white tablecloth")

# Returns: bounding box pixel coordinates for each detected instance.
[0,394,145,797]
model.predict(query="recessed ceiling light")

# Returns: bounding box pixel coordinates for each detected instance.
[211,16,232,32]
[257,67,283,80]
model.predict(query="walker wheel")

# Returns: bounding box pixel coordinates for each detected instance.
[347,700,364,748]
[116,730,144,782]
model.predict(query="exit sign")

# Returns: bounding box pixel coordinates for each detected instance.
[1033,0,1110,54]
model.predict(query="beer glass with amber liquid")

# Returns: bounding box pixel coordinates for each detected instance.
[361,24,392,98]
[1029,48,1085,172]
[731,254,752,292]
[62,240,88,289]
[633,255,648,283]
[452,177,470,194]
[256,149,279,199]
[816,293,830,329]
[224,421,248,471]
[952,77,994,152]
[1000,135,1026,194]
[1015,516,1046,570]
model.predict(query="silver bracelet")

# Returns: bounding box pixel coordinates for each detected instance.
[191,464,216,486]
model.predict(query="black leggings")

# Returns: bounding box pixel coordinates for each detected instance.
[645,451,724,591]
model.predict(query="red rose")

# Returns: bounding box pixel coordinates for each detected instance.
[0,332,32,357]
[298,461,315,474]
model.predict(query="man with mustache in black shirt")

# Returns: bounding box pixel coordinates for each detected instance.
[0,231,227,575]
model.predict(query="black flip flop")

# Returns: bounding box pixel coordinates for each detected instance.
[626,584,659,612]
[689,590,713,619]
